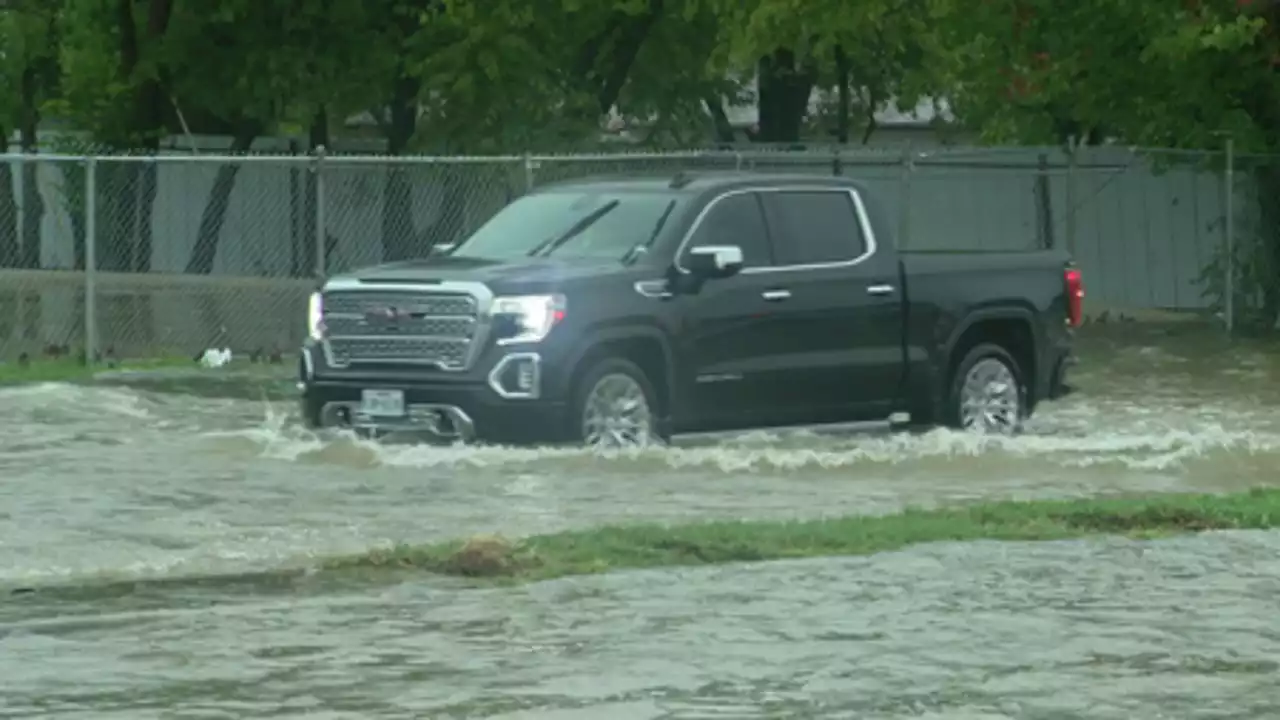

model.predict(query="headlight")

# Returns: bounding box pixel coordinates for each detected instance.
[306,291,325,340]
[493,294,566,345]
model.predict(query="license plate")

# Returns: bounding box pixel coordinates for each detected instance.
[360,389,405,417]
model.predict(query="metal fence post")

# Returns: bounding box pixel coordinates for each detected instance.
[84,155,98,367]
[1224,135,1235,334]
[523,153,536,194]
[313,145,327,277]
[898,142,914,249]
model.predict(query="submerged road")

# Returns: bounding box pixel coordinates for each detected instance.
[2,327,1278,717]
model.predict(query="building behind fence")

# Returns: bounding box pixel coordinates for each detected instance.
[0,145,1255,361]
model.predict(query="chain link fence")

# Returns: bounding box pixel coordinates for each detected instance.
[0,143,1256,363]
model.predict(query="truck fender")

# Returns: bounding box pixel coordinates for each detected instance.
[564,324,679,421]
[942,305,1040,364]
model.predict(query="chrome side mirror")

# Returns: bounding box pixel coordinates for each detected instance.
[686,245,744,279]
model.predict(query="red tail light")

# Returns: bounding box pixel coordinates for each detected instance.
[1064,267,1084,327]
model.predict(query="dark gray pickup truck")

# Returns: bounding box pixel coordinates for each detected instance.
[297,172,1081,446]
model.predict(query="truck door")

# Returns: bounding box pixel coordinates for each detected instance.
[755,187,906,423]
[676,190,786,432]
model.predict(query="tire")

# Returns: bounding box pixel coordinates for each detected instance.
[944,343,1026,434]
[568,357,662,448]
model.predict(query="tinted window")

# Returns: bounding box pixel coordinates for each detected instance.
[684,192,772,268]
[451,191,681,261]
[764,190,867,266]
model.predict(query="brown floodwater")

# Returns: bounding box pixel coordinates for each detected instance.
[2,325,1277,718]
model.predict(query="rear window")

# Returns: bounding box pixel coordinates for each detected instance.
[763,190,868,266]
[451,190,681,261]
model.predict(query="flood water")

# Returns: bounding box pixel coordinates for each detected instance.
[2,326,1279,718]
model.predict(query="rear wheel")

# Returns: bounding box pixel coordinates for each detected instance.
[945,343,1025,434]
[570,358,660,448]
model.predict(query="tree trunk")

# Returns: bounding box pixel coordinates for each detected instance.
[18,65,43,270]
[183,124,258,274]
[704,94,736,144]
[107,0,173,273]
[304,107,328,275]
[756,49,816,143]
[64,161,86,270]
[575,0,664,115]
[1251,164,1280,328]
[834,46,850,144]
[0,136,18,267]
[381,71,421,261]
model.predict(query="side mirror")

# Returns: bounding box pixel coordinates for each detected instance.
[686,245,743,279]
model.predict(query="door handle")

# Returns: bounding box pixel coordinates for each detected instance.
[866,284,895,296]
[761,289,791,301]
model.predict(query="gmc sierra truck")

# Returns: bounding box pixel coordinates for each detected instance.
[297,172,1082,446]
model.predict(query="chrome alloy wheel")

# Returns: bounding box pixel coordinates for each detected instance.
[581,372,654,448]
[958,358,1021,433]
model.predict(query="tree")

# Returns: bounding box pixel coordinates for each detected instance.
[0,1,59,269]
[170,0,383,274]
[56,0,173,273]
[701,0,942,143]
[933,0,1264,145]
[362,0,715,260]
[54,0,384,275]
[935,0,1280,325]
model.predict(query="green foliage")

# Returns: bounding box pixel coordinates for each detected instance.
[11,0,1280,315]
[704,0,942,132]
[10,0,1280,155]
[934,0,1278,149]
[0,0,59,139]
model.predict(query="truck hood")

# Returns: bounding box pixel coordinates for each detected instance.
[332,255,632,290]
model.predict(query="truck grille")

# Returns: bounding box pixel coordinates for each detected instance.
[321,289,479,369]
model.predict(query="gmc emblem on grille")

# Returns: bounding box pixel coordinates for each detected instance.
[364,306,407,323]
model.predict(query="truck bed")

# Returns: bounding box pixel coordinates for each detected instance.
[900,248,1072,317]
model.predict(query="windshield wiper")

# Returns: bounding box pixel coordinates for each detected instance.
[621,200,675,265]
[525,199,620,258]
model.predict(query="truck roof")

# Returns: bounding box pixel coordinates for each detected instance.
[535,171,869,196]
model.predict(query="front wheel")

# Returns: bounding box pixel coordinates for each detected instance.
[945,343,1025,434]
[569,358,661,448]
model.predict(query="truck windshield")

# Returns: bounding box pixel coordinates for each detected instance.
[448,190,681,261]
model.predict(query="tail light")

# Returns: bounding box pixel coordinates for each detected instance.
[1064,267,1084,327]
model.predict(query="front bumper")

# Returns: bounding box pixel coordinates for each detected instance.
[298,342,570,444]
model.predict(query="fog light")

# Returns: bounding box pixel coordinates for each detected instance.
[516,362,535,391]
[487,352,541,399]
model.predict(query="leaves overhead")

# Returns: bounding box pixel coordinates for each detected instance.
[937,0,1280,149]
[4,0,1280,152]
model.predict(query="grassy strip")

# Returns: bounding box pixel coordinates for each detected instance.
[323,489,1280,583]
[0,356,196,385]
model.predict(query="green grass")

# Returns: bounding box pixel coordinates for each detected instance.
[0,355,199,385]
[322,489,1280,584]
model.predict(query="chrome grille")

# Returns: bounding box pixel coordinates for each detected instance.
[323,315,475,337]
[321,289,479,369]
[327,338,470,367]
[324,292,476,316]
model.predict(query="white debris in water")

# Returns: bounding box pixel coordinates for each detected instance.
[199,347,233,368]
